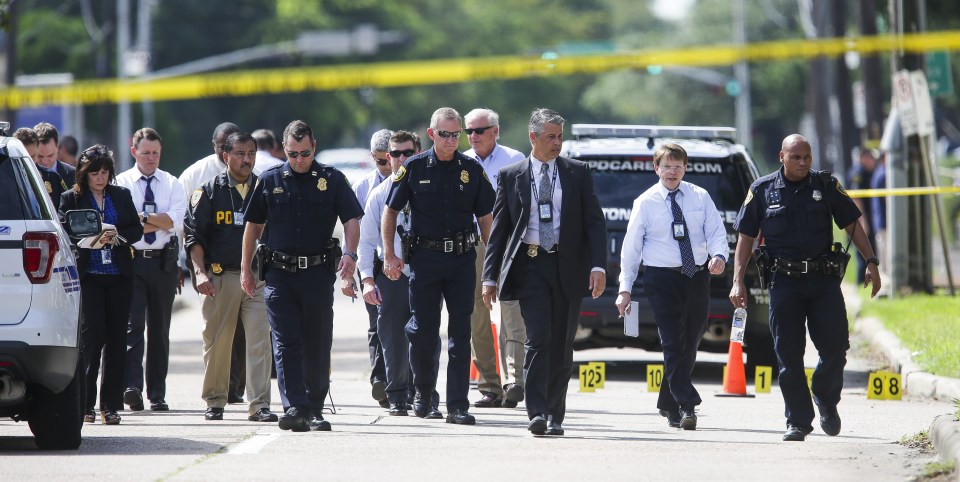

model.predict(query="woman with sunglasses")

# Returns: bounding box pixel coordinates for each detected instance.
[60,145,143,425]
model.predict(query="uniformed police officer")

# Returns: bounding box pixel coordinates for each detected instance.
[729,134,881,442]
[382,107,495,425]
[184,131,276,423]
[240,120,363,432]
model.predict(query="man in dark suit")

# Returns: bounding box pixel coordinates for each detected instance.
[482,108,607,437]
[34,122,76,188]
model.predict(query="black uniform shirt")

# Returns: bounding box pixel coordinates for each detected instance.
[40,168,67,211]
[733,168,860,260]
[386,147,494,239]
[244,160,363,256]
[184,171,255,270]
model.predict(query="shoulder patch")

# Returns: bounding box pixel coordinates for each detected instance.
[836,180,849,198]
[394,165,407,182]
[743,188,754,206]
[191,188,203,207]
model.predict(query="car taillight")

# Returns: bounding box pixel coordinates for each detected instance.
[23,232,59,284]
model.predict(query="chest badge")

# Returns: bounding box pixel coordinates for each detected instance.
[812,190,822,201]
[460,170,470,184]
[272,187,284,194]
[211,263,223,274]
[317,178,327,191]
[45,180,53,194]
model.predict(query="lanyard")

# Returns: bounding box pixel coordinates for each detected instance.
[529,161,558,201]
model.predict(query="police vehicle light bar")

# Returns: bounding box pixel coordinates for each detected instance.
[571,124,737,143]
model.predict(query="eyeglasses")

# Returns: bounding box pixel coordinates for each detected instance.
[659,165,685,172]
[434,130,462,139]
[286,150,313,159]
[389,149,417,158]
[464,126,495,135]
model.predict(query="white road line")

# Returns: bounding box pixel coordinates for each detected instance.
[226,433,282,455]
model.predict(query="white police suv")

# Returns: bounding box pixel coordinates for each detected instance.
[0,125,86,449]
[563,124,776,370]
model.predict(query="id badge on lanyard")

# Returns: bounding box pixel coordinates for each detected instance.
[538,202,553,223]
[233,212,245,226]
[101,248,113,264]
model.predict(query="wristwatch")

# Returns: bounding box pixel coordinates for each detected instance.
[344,251,358,262]
[866,256,880,267]
[141,212,149,224]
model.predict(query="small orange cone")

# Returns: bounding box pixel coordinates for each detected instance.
[469,323,501,382]
[716,341,755,398]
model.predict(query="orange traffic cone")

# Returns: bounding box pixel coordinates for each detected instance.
[716,341,755,398]
[469,323,501,383]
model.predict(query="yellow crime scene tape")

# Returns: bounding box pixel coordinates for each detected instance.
[2,31,960,108]
[846,185,960,198]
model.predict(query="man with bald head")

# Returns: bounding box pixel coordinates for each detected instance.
[730,134,881,442]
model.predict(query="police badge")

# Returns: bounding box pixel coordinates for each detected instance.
[527,244,538,258]
[812,190,822,201]
[460,170,470,183]
[211,263,223,274]
[318,178,327,191]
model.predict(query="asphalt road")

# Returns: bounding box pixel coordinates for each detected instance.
[0,284,952,481]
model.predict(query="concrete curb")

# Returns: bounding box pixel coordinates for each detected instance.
[854,315,960,467]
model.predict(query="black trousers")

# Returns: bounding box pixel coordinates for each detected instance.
[125,256,178,402]
[642,267,710,413]
[513,252,581,425]
[229,322,245,400]
[366,299,386,385]
[82,274,134,411]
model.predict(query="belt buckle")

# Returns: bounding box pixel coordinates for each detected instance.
[298,256,308,270]
[443,240,454,253]
[800,260,809,274]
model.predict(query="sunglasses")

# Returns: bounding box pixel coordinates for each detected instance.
[81,145,109,162]
[286,150,313,159]
[389,149,417,158]
[375,157,389,165]
[464,126,495,135]
[435,130,462,139]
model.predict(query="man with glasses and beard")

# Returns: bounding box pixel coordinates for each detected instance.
[353,128,394,409]
[382,108,495,426]
[241,120,363,432]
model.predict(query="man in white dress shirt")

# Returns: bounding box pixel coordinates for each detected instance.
[252,128,285,175]
[462,108,527,408]
[116,127,188,412]
[614,142,727,431]
[353,128,394,407]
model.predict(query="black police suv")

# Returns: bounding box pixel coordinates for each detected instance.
[562,124,776,370]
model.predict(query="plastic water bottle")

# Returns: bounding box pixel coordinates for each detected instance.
[730,307,747,344]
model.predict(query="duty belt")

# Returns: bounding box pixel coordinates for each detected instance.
[133,248,163,258]
[415,228,478,255]
[269,251,330,272]
[771,257,827,277]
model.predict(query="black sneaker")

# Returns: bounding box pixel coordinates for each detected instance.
[445,409,476,425]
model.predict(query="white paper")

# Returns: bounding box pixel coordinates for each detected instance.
[623,301,639,337]
[78,223,117,250]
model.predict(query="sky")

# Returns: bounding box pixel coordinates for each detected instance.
[652,0,695,20]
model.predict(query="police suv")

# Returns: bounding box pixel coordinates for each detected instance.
[563,124,775,369]
[0,126,87,449]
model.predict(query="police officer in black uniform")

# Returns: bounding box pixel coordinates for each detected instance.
[240,120,363,432]
[382,107,495,425]
[730,134,881,442]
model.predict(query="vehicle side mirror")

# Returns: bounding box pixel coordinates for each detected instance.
[63,209,102,238]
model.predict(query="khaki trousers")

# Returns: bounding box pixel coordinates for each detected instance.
[470,242,503,396]
[200,270,271,414]
[498,300,526,388]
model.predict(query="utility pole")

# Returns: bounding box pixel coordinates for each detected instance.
[834,0,857,175]
[859,0,884,141]
[733,0,752,150]
[3,0,18,126]
[116,0,131,169]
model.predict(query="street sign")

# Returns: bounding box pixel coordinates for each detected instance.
[894,70,918,136]
[926,51,954,97]
[909,71,936,137]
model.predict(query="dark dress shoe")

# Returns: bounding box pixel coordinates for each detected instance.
[545,421,564,436]
[308,411,332,432]
[388,403,408,416]
[123,388,144,411]
[503,384,524,408]
[150,400,169,411]
[783,423,813,441]
[100,410,121,425]
[659,409,681,428]
[248,408,278,422]
[445,409,476,425]
[425,406,443,419]
[473,392,503,408]
[371,380,387,403]
[278,408,310,432]
[679,409,697,430]
[83,408,96,423]
[378,399,391,409]
[413,391,442,418]
[227,394,244,404]
[818,405,841,436]
[528,415,547,435]
[204,407,224,421]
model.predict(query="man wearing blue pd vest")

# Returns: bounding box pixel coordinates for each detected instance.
[241,120,364,432]
[730,134,881,442]
[382,107,495,426]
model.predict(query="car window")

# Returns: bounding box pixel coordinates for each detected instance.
[0,155,27,220]
[0,156,54,221]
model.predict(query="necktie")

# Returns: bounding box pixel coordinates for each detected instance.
[538,163,555,249]
[669,190,697,277]
[235,182,248,199]
[142,176,156,244]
